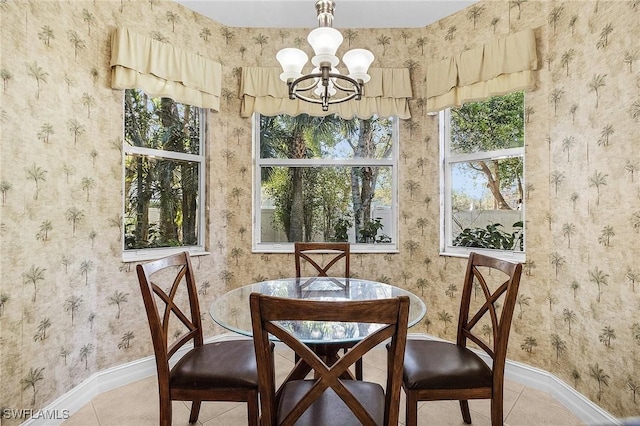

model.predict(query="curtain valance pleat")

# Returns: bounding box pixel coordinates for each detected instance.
[425,29,538,112]
[240,67,412,119]
[110,27,222,110]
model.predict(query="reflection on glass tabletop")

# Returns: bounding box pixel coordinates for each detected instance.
[210,277,426,344]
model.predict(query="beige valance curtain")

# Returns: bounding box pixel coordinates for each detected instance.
[240,67,412,119]
[425,29,538,112]
[110,27,222,110]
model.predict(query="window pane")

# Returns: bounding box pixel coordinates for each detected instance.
[124,154,200,249]
[450,91,524,155]
[260,166,393,244]
[124,89,200,155]
[450,157,523,251]
[259,114,394,160]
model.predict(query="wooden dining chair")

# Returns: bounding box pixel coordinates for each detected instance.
[136,252,260,426]
[294,242,350,278]
[293,242,365,379]
[400,252,523,426]
[251,293,409,426]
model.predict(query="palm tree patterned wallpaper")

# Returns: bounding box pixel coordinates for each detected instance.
[0,0,638,421]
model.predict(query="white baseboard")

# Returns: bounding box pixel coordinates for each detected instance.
[21,333,619,426]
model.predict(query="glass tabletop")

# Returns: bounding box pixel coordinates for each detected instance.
[210,277,426,344]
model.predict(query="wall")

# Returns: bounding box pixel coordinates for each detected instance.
[0,0,638,421]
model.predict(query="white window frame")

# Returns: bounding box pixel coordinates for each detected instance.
[122,92,208,262]
[439,108,526,263]
[252,113,399,253]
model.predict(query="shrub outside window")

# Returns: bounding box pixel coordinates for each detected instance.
[440,92,525,262]
[254,114,398,253]
[122,89,206,261]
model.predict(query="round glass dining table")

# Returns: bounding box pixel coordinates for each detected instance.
[210,277,426,344]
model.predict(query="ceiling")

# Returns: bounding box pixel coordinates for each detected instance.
[174,0,479,29]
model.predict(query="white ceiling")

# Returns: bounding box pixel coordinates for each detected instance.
[174,0,479,29]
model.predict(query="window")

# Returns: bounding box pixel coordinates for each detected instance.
[254,114,398,252]
[122,88,206,261]
[440,92,525,261]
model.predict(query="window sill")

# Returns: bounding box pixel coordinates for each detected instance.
[253,242,399,254]
[122,247,210,263]
[440,246,525,263]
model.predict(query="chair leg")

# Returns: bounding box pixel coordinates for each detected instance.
[405,390,418,426]
[459,400,472,424]
[188,400,202,424]
[247,390,259,426]
[490,396,503,426]
[355,358,363,380]
[159,394,172,426]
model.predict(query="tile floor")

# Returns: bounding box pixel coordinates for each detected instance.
[63,346,585,426]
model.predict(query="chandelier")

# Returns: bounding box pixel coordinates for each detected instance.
[275,0,375,111]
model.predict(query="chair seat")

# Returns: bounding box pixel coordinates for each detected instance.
[402,339,492,390]
[277,380,385,425]
[171,340,259,389]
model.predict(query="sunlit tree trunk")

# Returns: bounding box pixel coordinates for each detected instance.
[477,160,511,210]
[351,119,375,239]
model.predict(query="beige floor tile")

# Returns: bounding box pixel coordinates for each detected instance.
[416,400,492,426]
[183,400,244,425]
[505,387,585,426]
[62,402,100,426]
[201,403,251,426]
[504,378,526,394]
[90,376,192,426]
[466,386,522,421]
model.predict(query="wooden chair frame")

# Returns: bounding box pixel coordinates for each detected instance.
[403,252,523,426]
[293,242,364,379]
[251,294,409,426]
[294,242,350,278]
[137,252,259,426]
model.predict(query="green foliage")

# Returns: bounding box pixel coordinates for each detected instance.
[358,218,390,243]
[451,91,524,153]
[332,216,352,242]
[453,221,523,250]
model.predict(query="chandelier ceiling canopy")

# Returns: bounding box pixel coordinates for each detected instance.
[275,0,375,111]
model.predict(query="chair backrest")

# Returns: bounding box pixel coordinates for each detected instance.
[250,293,409,426]
[456,252,523,378]
[136,252,203,380]
[294,242,350,278]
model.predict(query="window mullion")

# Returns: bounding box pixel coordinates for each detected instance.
[447,147,524,164]
[124,145,203,162]
[256,158,393,167]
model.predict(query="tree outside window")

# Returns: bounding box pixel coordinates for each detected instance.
[123,89,205,259]
[255,114,398,251]
[441,92,525,259]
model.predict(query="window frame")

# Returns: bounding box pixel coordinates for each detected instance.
[252,113,399,253]
[439,108,526,263]
[121,90,208,262]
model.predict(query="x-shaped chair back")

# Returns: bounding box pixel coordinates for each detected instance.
[137,252,203,374]
[457,252,523,376]
[251,294,409,426]
[294,242,350,278]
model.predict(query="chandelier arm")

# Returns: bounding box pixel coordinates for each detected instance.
[290,91,360,106]
[290,73,363,95]
[331,80,359,94]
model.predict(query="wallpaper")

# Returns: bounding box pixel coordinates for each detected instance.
[0,0,638,422]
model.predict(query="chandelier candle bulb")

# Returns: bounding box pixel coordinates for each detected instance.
[343,49,374,83]
[276,48,308,81]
